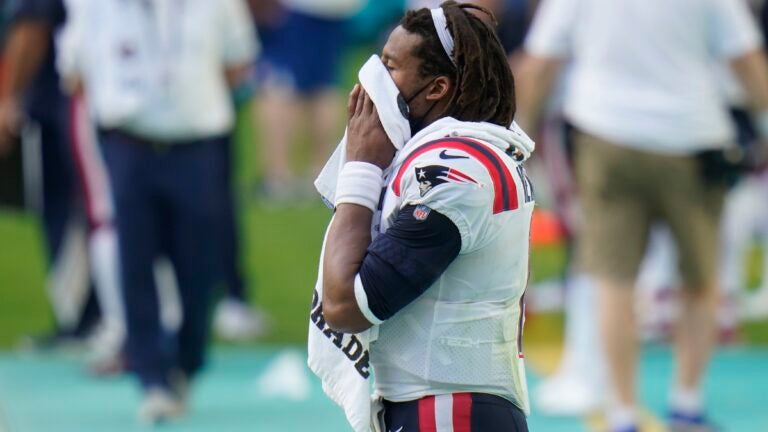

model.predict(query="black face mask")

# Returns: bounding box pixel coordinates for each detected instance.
[397,78,440,134]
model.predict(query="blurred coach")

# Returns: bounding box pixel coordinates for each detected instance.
[58,0,257,422]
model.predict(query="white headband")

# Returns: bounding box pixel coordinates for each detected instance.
[430,7,456,66]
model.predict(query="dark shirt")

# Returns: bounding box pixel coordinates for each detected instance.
[4,0,67,121]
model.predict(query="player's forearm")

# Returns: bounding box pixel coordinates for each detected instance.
[1,21,51,102]
[322,204,374,333]
[513,53,562,134]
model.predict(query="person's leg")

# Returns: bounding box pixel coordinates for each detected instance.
[573,133,654,430]
[658,153,725,427]
[163,138,225,381]
[635,225,679,342]
[719,179,755,298]
[256,86,301,196]
[38,113,94,336]
[302,14,345,178]
[219,137,246,302]
[100,132,169,389]
[534,118,606,414]
[69,95,125,367]
[535,269,605,415]
[596,277,639,406]
[307,89,344,177]
[213,137,267,341]
[87,224,125,368]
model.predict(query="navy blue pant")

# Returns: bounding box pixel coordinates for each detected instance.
[100,130,228,388]
[383,393,528,432]
[38,109,100,336]
[220,138,247,302]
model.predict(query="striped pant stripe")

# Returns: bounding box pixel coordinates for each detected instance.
[418,394,473,432]
[418,396,437,432]
[452,393,473,432]
[435,394,453,432]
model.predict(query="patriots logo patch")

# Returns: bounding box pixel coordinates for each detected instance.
[415,164,478,197]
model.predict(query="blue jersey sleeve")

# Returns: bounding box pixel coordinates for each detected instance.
[358,204,461,322]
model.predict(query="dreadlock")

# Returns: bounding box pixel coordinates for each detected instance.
[400,1,516,127]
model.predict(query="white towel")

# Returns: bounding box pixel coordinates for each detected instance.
[308,56,536,432]
[314,55,412,207]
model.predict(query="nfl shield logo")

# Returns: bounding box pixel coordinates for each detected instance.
[413,205,431,221]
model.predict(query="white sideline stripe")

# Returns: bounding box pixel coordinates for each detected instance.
[435,394,454,432]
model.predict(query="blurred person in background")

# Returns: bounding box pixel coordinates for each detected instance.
[0,0,121,356]
[515,1,768,431]
[57,0,257,422]
[254,0,363,202]
[719,0,768,322]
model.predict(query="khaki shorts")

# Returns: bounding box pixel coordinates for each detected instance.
[574,132,725,288]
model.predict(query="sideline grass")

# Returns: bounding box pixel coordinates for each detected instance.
[0,205,566,347]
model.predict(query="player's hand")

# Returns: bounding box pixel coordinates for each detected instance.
[0,97,23,157]
[345,84,395,170]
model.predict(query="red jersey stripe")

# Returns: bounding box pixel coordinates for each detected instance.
[392,138,518,213]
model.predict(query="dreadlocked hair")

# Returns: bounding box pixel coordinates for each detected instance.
[400,1,516,127]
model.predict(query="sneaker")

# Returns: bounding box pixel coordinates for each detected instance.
[137,387,185,424]
[86,352,125,377]
[534,372,602,415]
[214,299,270,342]
[85,323,126,376]
[668,410,720,432]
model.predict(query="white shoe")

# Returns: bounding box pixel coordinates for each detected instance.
[85,322,125,376]
[137,387,185,424]
[214,299,270,342]
[534,372,603,416]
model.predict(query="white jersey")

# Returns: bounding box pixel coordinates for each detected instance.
[369,131,535,414]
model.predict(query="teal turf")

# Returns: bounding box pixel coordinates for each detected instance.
[638,346,768,431]
[0,347,583,432]
[0,347,765,431]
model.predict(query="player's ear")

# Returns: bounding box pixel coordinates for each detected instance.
[425,76,452,101]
